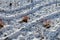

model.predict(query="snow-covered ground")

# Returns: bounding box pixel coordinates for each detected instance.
[0,0,60,40]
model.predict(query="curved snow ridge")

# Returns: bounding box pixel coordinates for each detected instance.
[0,2,59,36]
[0,0,46,17]
[0,0,59,16]
[2,10,60,40]
[25,10,60,26]
[4,1,60,20]
[0,0,42,13]
[0,0,60,40]
[2,27,25,40]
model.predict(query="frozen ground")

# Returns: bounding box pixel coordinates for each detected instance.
[0,0,60,40]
